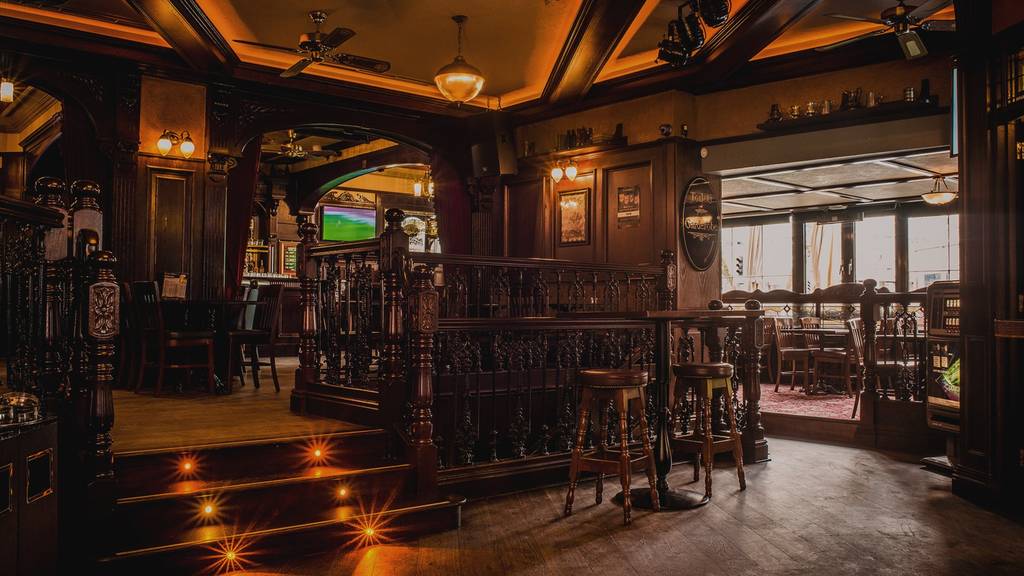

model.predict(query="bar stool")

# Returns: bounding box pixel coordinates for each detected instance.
[672,362,746,499]
[564,368,660,525]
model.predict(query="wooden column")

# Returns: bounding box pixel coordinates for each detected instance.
[407,265,438,498]
[293,215,320,413]
[109,71,140,281]
[84,249,118,485]
[858,279,879,446]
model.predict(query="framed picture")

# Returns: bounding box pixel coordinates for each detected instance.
[557,188,590,246]
[279,240,299,276]
[616,185,640,228]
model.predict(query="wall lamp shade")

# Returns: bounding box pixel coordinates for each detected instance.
[156,132,174,156]
[435,15,484,103]
[564,161,577,181]
[550,165,564,183]
[921,176,957,205]
[0,79,13,103]
[179,132,195,158]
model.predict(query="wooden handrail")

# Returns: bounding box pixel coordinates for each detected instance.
[0,195,64,228]
[307,238,381,257]
[413,252,663,275]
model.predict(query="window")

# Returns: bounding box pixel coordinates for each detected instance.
[721,222,792,292]
[804,222,842,291]
[908,214,959,290]
[855,215,896,291]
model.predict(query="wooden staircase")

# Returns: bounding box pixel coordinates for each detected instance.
[98,428,463,574]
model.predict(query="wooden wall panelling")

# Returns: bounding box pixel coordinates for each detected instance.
[142,162,196,285]
[504,178,548,258]
[553,171,600,262]
[111,70,141,280]
[675,140,721,308]
[605,162,654,265]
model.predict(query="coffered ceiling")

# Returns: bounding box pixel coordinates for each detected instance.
[0,1,956,111]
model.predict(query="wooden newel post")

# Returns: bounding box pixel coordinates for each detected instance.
[658,249,677,311]
[84,250,118,484]
[407,264,438,498]
[380,209,409,427]
[741,298,768,462]
[295,215,320,409]
[858,279,879,443]
[35,177,71,407]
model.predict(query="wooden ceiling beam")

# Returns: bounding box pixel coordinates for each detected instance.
[126,0,237,72]
[542,0,647,104]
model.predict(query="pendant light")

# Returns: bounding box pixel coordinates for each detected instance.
[434,15,485,104]
[921,176,957,205]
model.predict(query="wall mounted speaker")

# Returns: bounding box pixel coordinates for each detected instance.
[469,111,517,178]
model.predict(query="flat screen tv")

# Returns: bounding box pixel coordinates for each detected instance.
[321,205,377,242]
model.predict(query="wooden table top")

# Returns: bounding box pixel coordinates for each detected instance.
[781,327,849,334]
[642,308,764,319]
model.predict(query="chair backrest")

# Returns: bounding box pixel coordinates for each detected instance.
[251,283,284,336]
[774,317,798,348]
[757,317,774,349]
[847,318,865,363]
[131,281,164,334]
[239,284,259,330]
[800,316,821,348]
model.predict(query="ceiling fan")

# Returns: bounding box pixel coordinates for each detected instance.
[816,0,955,60]
[263,130,337,162]
[235,10,390,78]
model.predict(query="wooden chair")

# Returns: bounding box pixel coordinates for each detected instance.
[811,319,863,417]
[757,317,775,382]
[228,284,284,392]
[857,317,920,400]
[564,368,659,525]
[770,317,812,391]
[132,281,216,394]
[671,362,745,499]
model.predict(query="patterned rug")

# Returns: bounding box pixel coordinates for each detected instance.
[758,382,857,420]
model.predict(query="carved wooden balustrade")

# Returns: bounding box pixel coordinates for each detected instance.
[296,209,675,492]
[1,179,120,532]
[723,282,877,321]
[859,279,928,402]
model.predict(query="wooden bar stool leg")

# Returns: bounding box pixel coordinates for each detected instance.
[595,398,607,505]
[615,394,632,525]
[636,390,660,512]
[725,382,746,491]
[702,381,714,499]
[564,389,591,517]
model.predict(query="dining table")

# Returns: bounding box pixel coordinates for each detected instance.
[160,298,263,393]
[780,326,851,394]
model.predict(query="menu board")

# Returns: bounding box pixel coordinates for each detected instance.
[281,242,298,276]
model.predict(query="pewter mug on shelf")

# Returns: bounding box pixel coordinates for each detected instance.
[769,103,782,122]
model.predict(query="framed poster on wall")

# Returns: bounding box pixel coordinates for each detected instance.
[616,185,640,228]
[557,188,590,246]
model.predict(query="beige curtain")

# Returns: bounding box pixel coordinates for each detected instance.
[808,223,841,290]
[745,225,763,290]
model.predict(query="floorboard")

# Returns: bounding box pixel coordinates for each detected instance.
[112,358,362,453]
[237,438,1024,576]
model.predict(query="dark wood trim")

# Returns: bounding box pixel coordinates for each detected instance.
[289,145,431,214]
[125,0,237,72]
[541,0,646,104]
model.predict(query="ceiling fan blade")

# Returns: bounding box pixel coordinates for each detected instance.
[824,13,887,25]
[908,0,952,21]
[322,27,356,48]
[234,39,304,54]
[918,19,955,32]
[329,53,391,73]
[814,28,891,52]
[280,58,313,78]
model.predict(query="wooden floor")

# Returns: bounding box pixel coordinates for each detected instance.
[239,438,1024,576]
[113,357,361,453]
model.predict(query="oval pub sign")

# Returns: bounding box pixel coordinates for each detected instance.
[679,176,719,272]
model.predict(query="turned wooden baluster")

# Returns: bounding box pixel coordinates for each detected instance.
[861,279,879,399]
[35,177,71,405]
[295,215,320,408]
[408,265,439,498]
[658,249,677,311]
[741,298,767,463]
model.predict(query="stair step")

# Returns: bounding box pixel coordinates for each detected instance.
[112,463,413,543]
[99,495,465,575]
[116,428,390,496]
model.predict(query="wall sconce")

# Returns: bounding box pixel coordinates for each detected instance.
[413,180,423,197]
[0,78,13,103]
[550,160,577,184]
[156,129,196,158]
